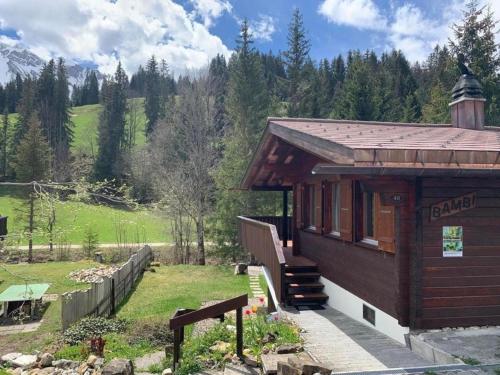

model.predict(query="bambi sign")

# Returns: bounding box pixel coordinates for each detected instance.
[430,192,477,221]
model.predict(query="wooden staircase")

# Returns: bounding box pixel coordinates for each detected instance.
[284,262,328,308]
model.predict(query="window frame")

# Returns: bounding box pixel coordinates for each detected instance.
[355,183,379,247]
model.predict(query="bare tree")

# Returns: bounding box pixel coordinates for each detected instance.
[145,72,218,265]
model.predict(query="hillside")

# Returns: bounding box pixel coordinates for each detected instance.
[5,98,147,155]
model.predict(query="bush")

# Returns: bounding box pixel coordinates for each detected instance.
[128,318,173,347]
[63,317,128,345]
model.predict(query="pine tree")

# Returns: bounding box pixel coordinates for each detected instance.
[94,62,128,181]
[13,78,36,147]
[317,58,334,117]
[87,71,100,104]
[37,59,57,148]
[13,114,51,182]
[283,9,311,117]
[402,93,422,123]
[450,0,500,124]
[213,20,273,260]
[209,54,229,133]
[53,58,73,180]
[144,55,161,136]
[1,109,8,177]
[422,82,450,124]
[0,84,5,112]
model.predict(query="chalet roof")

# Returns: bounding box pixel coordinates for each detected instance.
[241,117,500,190]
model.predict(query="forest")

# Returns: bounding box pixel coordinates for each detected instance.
[0,0,498,264]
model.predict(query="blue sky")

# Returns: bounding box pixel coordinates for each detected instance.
[0,0,497,75]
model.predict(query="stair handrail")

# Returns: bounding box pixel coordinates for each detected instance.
[238,216,286,304]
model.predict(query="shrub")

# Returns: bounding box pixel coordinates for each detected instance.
[63,317,128,345]
[128,318,173,347]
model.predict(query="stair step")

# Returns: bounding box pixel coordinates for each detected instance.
[288,292,329,304]
[285,264,318,272]
[285,272,321,279]
[287,282,324,292]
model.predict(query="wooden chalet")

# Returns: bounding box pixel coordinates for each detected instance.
[238,71,500,344]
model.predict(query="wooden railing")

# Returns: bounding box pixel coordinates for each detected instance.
[238,216,286,304]
[247,216,293,241]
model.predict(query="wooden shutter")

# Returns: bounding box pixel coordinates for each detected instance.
[295,183,304,229]
[314,184,322,234]
[375,193,396,253]
[323,182,332,234]
[339,179,353,241]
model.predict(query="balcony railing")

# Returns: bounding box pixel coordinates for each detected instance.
[238,216,286,304]
[246,216,292,242]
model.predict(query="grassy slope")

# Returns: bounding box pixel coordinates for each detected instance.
[0,186,169,245]
[117,265,251,322]
[71,98,147,154]
[6,98,147,155]
[0,261,96,354]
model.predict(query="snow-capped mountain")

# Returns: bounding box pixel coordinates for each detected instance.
[0,43,103,86]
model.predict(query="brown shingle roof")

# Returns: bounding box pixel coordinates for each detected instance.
[270,118,500,152]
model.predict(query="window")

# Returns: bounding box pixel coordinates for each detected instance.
[331,184,341,235]
[304,184,316,228]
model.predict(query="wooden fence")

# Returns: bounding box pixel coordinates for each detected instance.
[61,245,153,330]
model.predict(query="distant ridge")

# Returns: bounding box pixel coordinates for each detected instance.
[0,42,104,86]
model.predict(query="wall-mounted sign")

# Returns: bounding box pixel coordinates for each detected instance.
[443,226,463,257]
[430,192,476,221]
[380,192,408,206]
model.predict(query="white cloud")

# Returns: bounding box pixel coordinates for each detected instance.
[0,0,232,76]
[190,0,232,28]
[387,3,453,62]
[318,0,387,31]
[249,15,276,42]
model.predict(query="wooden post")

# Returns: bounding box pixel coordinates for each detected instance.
[173,328,181,371]
[236,307,243,358]
[110,279,116,315]
[282,190,288,248]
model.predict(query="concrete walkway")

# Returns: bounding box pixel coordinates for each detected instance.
[283,306,431,373]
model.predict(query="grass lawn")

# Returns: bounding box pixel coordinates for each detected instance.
[0,186,170,246]
[117,265,251,321]
[56,265,252,362]
[0,261,97,355]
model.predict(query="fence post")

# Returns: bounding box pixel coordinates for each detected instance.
[111,278,116,315]
[236,307,243,358]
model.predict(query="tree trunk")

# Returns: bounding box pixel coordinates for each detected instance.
[196,216,205,265]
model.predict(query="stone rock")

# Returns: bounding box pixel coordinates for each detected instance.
[243,355,258,367]
[276,345,302,355]
[277,362,302,375]
[102,359,134,375]
[39,353,54,368]
[1,352,23,363]
[209,341,231,353]
[234,263,248,275]
[78,363,89,375]
[161,369,172,375]
[7,368,22,375]
[150,262,161,267]
[86,356,98,368]
[12,354,38,369]
[286,357,332,375]
[53,359,79,369]
[262,332,277,344]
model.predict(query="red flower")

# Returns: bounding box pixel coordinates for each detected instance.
[259,297,265,304]
[244,309,252,315]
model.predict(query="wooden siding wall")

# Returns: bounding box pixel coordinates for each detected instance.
[296,176,413,325]
[420,178,500,328]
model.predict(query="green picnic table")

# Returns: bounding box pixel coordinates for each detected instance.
[0,283,50,318]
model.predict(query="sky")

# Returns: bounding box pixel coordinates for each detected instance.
[0,0,498,76]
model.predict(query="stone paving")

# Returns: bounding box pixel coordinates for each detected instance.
[247,266,265,298]
[283,306,431,373]
[413,327,500,366]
